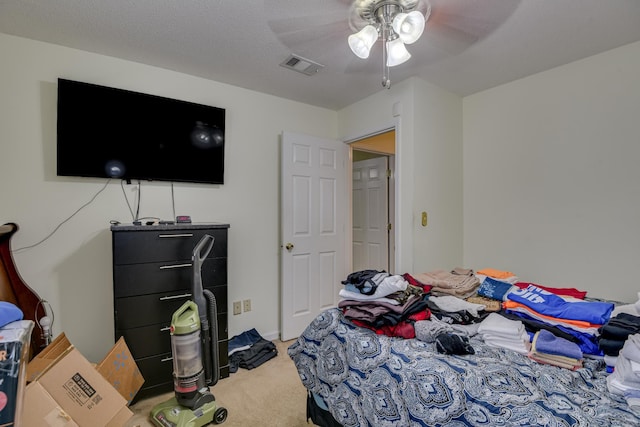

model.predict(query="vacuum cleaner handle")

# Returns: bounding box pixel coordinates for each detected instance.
[193,234,215,265]
[192,234,214,308]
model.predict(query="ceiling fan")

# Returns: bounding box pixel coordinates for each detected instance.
[265,0,522,87]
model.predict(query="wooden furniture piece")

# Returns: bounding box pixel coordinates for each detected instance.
[111,223,230,402]
[0,222,47,360]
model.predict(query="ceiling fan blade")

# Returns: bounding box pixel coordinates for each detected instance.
[397,0,522,66]
[425,0,522,51]
[429,0,522,29]
[265,0,351,35]
[265,0,353,65]
[274,20,348,50]
[268,13,348,37]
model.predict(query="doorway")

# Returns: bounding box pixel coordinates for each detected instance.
[350,130,396,273]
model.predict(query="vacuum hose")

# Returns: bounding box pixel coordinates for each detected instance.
[191,234,220,386]
[204,289,220,386]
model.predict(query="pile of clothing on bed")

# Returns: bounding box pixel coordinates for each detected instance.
[337,267,640,374]
[337,270,431,338]
[338,268,500,339]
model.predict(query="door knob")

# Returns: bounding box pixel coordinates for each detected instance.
[285,243,294,251]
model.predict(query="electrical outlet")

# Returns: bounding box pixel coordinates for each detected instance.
[233,301,242,315]
[243,299,252,312]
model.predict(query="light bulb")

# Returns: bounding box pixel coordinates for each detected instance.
[40,316,51,329]
[40,315,52,344]
[348,25,378,59]
[392,11,425,45]
[386,38,411,66]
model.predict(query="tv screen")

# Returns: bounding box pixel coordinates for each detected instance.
[56,78,225,184]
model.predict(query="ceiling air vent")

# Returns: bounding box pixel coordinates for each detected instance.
[279,54,324,76]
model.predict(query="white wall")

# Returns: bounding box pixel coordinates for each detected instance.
[0,33,338,361]
[339,77,464,274]
[412,78,463,271]
[463,40,640,303]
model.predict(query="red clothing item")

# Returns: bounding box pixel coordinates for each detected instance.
[350,310,430,339]
[514,282,587,300]
[403,273,433,293]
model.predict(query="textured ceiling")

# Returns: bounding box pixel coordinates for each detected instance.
[1,0,640,110]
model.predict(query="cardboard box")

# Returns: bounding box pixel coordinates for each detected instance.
[25,334,144,426]
[25,348,133,426]
[22,381,79,427]
[26,332,73,383]
[96,337,145,405]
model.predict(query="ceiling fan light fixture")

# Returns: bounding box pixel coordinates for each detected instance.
[348,24,379,59]
[386,38,411,66]
[348,0,430,88]
[392,10,425,44]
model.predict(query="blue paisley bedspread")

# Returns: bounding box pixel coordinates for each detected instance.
[287,308,640,427]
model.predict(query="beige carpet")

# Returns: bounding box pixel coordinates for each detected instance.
[126,339,312,427]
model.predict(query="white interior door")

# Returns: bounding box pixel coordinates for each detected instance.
[352,157,389,272]
[280,131,348,341]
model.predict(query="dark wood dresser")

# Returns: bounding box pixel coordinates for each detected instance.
[111,223,229,402]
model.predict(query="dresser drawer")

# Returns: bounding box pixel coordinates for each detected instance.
[218,339,229,374]
[217,313,229,352]
[113,228,227,265]
[136,352,174,386]
[117,324,172,359]
[115,291,191,329]
[113,258,227,298]
[115,287,228,329]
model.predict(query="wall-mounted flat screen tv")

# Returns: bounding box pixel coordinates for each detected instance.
[57,78,226,184]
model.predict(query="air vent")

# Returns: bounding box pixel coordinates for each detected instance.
[279,54,324,76]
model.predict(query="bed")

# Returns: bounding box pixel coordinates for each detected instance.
[288,307,640,427]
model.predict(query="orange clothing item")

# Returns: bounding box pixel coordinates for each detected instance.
[477,268,515,279]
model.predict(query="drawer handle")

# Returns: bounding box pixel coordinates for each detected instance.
[159,263,192,270]
[159,293,191,301]
[160,326,171,332]
[160,356,173,363]
[158,233,194,238]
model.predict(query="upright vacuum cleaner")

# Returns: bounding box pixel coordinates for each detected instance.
[151,234,228,426]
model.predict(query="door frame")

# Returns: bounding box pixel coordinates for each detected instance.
[344,118,403,274]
